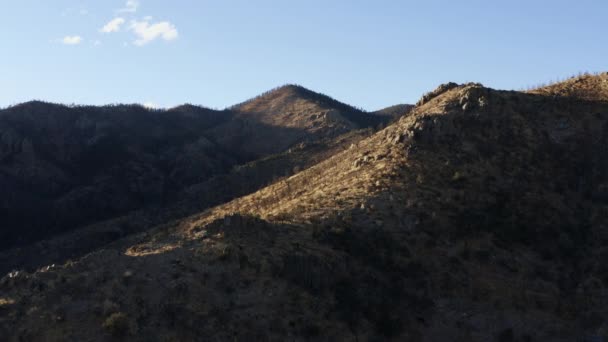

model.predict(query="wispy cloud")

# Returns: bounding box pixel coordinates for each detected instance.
[100,18,126,33]
[117,0,139,13]
[129,20,178,46]
[91,1,179,47]
[62,36,83,45]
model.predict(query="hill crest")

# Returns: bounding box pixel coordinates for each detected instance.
[529,72,608,101]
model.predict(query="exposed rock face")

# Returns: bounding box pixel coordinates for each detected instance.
[416,82,459,106]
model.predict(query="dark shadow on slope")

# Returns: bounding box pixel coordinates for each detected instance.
[0,102,323,251]
[1,88,607,340]
[0,130,371,274]
[0,213,434,341]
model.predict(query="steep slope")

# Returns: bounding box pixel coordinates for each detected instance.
[0,86,383,251]
[210,85,389,159]
[2,80,607,341]
[0,128,373,274]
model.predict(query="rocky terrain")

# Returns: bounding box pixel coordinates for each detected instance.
[1,75,607,341]
[0,86,391,252]
[214,85,387,160]
[0,128,373,274]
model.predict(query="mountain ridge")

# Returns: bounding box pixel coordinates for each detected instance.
[0,85,395,251]
[2,77,607,340]
[529,72,608,101]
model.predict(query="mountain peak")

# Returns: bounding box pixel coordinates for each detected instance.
[230,84,354,112]
[228,84,386,132]
[274,83,309,94]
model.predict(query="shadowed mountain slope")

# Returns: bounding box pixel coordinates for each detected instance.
[2,79,607,341]
[0,102,236,248]
[372,103,414,119]
[0,128,373,274]
[0,86,386,250]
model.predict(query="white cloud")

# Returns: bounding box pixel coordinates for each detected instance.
[129,20,178,46]
[118,0,139,13]
[100,18,126,33]
[62,36,83,45]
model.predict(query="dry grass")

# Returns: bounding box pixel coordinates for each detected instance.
[525,71,608,100]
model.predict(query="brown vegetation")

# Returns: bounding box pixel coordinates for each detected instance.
[1,77,607,341]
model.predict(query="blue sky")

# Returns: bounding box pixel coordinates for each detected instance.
[1,0,606,110]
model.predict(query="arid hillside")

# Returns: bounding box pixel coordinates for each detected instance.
[530,72,608,101]
[210,84,391,160]
[1,78,606,341]
[232,84,382,129]
[0,87,390,250]
[0,128,373,274]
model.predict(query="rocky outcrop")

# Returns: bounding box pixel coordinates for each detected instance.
[416,82,459,106]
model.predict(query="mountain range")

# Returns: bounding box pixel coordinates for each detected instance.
[0,85,394,252]
[1,74,608,341]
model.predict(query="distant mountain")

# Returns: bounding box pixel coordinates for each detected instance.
[0,86,389,250]
[372,103,414,119]
[0,101,237,248]
[2,78,606,341]
[231,84,374,127]
[210,84,390,160]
